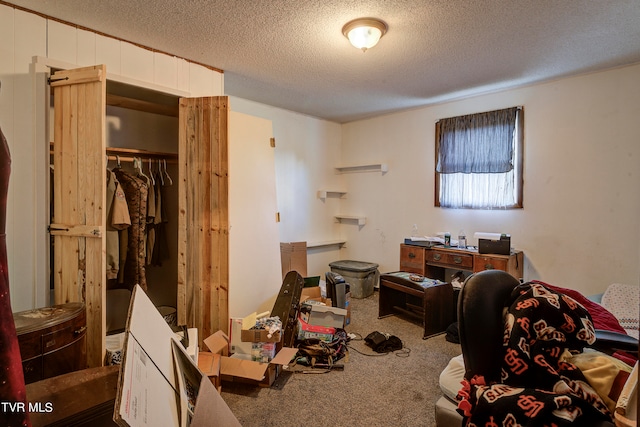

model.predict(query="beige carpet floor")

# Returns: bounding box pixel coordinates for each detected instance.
[221,290,462,427]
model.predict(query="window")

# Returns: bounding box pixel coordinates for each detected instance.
[435,107,523,209]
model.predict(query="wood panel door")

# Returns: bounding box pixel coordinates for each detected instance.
[50,64,107,368]
[178,97,229,343]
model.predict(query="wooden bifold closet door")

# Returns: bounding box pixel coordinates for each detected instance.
[51,63,229,367]
[178,97,229,343]
[50,64,107,369]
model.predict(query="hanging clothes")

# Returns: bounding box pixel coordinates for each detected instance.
[145,170,156,265]
[106,169,131,280]
[113,168,148,291]
[150,171,170,266]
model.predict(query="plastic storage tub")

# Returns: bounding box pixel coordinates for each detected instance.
[329,260,380,299]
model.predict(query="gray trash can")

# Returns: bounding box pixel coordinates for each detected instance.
[329,260,379,299]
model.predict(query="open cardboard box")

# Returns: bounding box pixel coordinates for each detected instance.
[238,310,282,344]
[240,328,281,343]
[300,286,330,305]
[203,330,298,387]
[197,351,221,392]
[114,285,240,427]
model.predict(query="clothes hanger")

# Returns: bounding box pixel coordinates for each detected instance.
[147,158,155,186]
[133,157,146,179]
[162,159,173,186]
[157,159,164,186]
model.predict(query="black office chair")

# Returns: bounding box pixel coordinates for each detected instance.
[456,270,637,427]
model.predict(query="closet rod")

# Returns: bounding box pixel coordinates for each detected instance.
[107,155,177,164]
[50,143,179,161]
[105,146,178,159]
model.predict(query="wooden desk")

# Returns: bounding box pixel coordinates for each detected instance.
[400,243,523,281]
[379,272,453,339]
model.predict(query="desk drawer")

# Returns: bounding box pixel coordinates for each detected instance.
[400,244,425,274]
[426,250,473,269]
[474,255,508,273]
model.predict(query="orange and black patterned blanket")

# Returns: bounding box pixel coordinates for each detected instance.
[458,282,613,426]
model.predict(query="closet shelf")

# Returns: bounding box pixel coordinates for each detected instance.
[335,215,366,226]
[335,163,388,173]
[307,240,347,248]
[105,147,178,163]
[107,93,178,117]
[317,190,347,200]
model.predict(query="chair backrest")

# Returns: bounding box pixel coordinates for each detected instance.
[457,270,519,383]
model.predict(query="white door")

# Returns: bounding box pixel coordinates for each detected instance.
[228,112,281,318]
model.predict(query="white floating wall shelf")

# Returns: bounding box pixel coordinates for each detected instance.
[317,190,347,199]
[307,240,347,248]
[335,163,388,173]
[335,215,366,226]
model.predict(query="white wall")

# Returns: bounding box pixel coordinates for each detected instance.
[0,3,223,311]
[232,66,640,299]
[228,97,344,281]
[339,64,640,296]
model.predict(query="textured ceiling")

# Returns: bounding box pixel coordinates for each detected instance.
[6,0,640,123]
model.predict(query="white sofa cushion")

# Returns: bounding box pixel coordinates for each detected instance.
[439,353,465,401]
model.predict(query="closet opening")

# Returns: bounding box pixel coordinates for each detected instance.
[48,74,182,323]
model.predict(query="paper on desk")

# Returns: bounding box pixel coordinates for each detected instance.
[423,236,446,244]
[424,236,459,246]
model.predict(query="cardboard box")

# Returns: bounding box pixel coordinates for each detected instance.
[114,285,241,427]
[229,318,252,355]
[300,286,331,306]
[297,316,336,342]
[198,351,221,392]
[241,328,281,343]
[204,330,230,357]
[204,330,298,388]
[303,303,347,329]
[280,241,307,278]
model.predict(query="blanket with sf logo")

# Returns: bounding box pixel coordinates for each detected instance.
[457,282,613,426]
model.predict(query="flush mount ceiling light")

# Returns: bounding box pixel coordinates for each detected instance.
[342,17,388,52]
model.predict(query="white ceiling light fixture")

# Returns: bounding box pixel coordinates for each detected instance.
[342,18,388,52]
